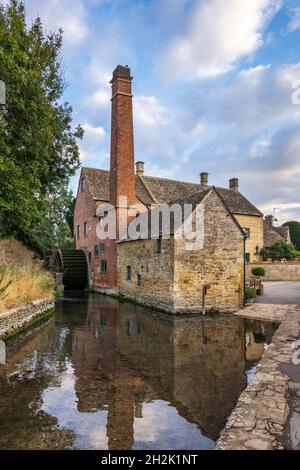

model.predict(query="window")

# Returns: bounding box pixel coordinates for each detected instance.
[88,252,91,264]
[127,320,132,336]
[94,245,100,257]
[157,237,162,254]
[137,273,141,287]
[100,260,108,273]
[243,228,250,239]
[245,253,250,263]
[81,177,85,191]
[126,266,132,281]
[77,225,80,239]
[84,222,88,237]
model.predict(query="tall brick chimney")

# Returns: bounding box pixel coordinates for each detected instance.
[109,65,136,207]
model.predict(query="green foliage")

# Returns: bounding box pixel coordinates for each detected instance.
[245,287,256,300]
[283,221,300,251]
[260,241,298,261]
[0,1,83,254]
[251,267,265,277]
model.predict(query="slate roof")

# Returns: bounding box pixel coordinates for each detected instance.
[263,221,290,248]
[81,167,263,217]
[118,188,213,241]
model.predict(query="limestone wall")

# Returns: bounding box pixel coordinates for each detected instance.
[0,298,55,339]
[173,191,244,313]
[117,238,175,312]
[247,262,300,281]
[117,191,244,314]
[234,214,264,263]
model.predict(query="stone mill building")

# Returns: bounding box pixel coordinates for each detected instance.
[74,65,288,314]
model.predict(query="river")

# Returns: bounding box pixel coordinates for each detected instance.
[0,293,278,450]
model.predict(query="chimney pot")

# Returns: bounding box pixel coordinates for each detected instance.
[265,215,277,226]
[200,172,209,187]
[229,178,239,192]
[136,161,144,177]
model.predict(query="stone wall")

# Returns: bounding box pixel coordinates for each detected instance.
[117,191,244,314]
[117,238,175,312]
[217,304,300,450]
[234,214,264,263]
[247,262,300,281]
[0,298,55,339]
[173,191,244,313]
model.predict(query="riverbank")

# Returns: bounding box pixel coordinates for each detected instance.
[217,303,300,450]
[0,298,55,340]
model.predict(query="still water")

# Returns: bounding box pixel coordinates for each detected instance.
[0,293,277,450]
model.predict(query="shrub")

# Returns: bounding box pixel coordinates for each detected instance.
[260,241,297,261]
[0,267,55,310]
[251,267,265,277]
[245,287,256,300]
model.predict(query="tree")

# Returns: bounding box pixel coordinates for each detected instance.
[260,241,298,261]
[283,221,300,251]
[0,0,83,254]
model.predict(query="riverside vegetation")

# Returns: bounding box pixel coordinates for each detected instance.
[0,267,54,311]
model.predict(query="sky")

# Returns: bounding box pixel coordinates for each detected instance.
[5,0,300,223]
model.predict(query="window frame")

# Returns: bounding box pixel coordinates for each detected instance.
[100,259,108,274]
[126,266,132,281]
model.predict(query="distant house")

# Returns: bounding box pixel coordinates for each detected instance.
[73,65,275,312]
[263,215,291,248]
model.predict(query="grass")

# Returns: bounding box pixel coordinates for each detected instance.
[0,266,55,311]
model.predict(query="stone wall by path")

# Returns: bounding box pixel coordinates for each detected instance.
[216,303,300,450]
[0,298,55,340]
[247,262,300,281]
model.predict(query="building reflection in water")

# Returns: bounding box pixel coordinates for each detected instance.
[0,294,278,450]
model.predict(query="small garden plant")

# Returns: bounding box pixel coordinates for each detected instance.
[251,267,265,278]
[245,287,256,301]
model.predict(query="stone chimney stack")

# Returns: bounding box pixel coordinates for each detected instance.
[200,172,209,187]
[136,161,144,177]
[229,178,239,192]
[265,215,276,226]
[109,65,136,207]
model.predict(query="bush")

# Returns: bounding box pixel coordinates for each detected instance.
[251,267,265,277]
[245,287,256,300]
[0,267,55,310]
[260,241,297,261]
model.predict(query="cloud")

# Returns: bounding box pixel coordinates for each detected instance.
[286,0,300,33]
[158,0,283,81]
[23,0,88,48]
[79,123,106,163]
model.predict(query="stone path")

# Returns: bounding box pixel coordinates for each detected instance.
[217,303,300,450]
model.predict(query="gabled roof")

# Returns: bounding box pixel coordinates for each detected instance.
[81,167,263,217]
[118,187,244,242]
[263,221,290,248]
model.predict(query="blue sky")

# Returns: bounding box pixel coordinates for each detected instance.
[7,0,300,222]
